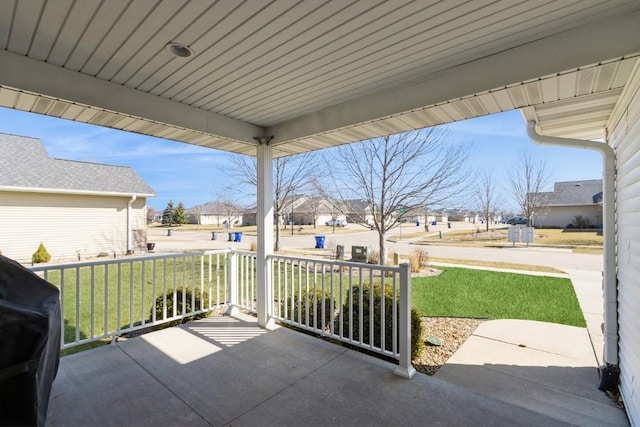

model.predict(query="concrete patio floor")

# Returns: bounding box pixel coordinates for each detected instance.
[46,311,625,427]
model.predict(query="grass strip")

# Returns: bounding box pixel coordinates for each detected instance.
[412,267,585,327]
[428,257,565,274]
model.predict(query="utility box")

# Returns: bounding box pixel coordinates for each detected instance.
[522,227,535,244]
[508,227,520,244]
[351,246,369,262]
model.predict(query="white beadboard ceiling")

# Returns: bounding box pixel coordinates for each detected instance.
[1,0,640,157]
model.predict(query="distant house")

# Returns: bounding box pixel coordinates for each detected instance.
[283,196,345,226]
[532,179,603,228]
[344,199,374,225]
[0,133,155,262]
[187,201,244,227]
[240,196,346,227]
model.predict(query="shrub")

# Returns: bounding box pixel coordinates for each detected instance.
[32,243,51,264]
[340,282,423,359]
[249,241,257,251]
[410,248,429,273]
[367,249,379,264]
[572,215,593,229]
[280,288,335,330]
[151,287,210,324]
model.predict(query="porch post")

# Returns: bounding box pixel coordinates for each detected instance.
[395,262,416,379]
[256,141,274,327]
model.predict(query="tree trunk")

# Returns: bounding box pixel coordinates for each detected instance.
[275,214,281,251]
[378,230,386,266]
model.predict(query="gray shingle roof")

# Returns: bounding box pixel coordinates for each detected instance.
[545,179,602,206]
[0,133,155,196]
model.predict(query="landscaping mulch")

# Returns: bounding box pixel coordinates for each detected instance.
[413,317,485,376]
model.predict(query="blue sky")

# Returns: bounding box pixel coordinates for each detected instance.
[0,107,602,212]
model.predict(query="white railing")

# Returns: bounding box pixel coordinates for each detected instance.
[30,250,231,349]
[30,249,414,377]
[266,254,414,378]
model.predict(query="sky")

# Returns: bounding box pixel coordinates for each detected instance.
[0,106,603,212]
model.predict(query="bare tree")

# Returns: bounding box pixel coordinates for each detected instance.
[474,171,499,232]
[189,204,203,230]
[146,206,156,223]
[508,152,553,226]
[328,129,471,264]
[226,153,316,251]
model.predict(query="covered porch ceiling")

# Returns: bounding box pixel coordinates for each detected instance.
[1,1,640,157]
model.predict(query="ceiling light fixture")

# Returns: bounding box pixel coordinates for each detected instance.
[165,42,194,58]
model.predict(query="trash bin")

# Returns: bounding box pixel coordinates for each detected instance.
[0,255,61,426]
[416,221,420,226]
[314,235,325,249]
[336,245,345,260]
[234,232,243,242]
[211,231,217,240]
[447,222,451,229]
[146,242,155,251]
[431,221,437,226]
[167,229,173,236]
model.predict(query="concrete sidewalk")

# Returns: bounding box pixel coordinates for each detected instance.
[435,319,628,427]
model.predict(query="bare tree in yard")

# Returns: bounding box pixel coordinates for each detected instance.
[189,204,203,230]
[474,171,500,232]
[509,152,552,227]
[328,129,471,265]
[226,153,315,251]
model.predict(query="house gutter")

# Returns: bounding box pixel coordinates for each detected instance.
[127,195,137,254]
[526,121,619,388]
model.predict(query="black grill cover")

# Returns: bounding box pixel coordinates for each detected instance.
[0,255,61,427]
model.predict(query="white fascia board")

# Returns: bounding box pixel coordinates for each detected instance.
[268,9,640,144]
[0,50,263,145]
[0,186,155,198]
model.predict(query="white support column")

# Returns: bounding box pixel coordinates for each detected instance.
[225,248,238,316]
[395,262,416,379]
[256,142,274,327]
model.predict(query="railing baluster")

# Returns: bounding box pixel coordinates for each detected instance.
[75,267,80,343]
[90,265,95,338]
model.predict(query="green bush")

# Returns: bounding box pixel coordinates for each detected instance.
[341,282,424,359]
[32,243,51,263]
[280,288,335,330]
[151,287,210,324]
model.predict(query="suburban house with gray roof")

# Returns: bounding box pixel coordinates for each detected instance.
[532,179,603,228]
[0,133,155,262]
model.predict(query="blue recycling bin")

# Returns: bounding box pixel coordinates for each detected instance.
[234,232,243,242]
[314,235,325,249]
[431,221,437,226]
[416,221,420,226]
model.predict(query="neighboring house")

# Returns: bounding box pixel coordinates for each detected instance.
[344,199,374,225]
[243,196,346,226]
[187,201,244,227]
[284,196,345,226]
[532,180,603,228]
[0,133,155,262]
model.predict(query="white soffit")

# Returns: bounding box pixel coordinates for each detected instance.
[1,1,640,156]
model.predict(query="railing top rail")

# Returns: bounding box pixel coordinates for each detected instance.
[28,249,232,271]
[268,253,402,272]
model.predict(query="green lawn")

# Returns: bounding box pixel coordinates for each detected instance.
[411,267,586,327]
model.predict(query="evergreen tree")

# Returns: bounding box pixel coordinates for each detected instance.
[173,202,188,225]
[162,200,175,225]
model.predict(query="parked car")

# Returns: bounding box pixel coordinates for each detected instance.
[325,219,346,227]
[506,217,528,225]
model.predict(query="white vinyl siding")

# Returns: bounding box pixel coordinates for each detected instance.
[0,191,147,263]
[609,68,640,425]
[534,205,602,228]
